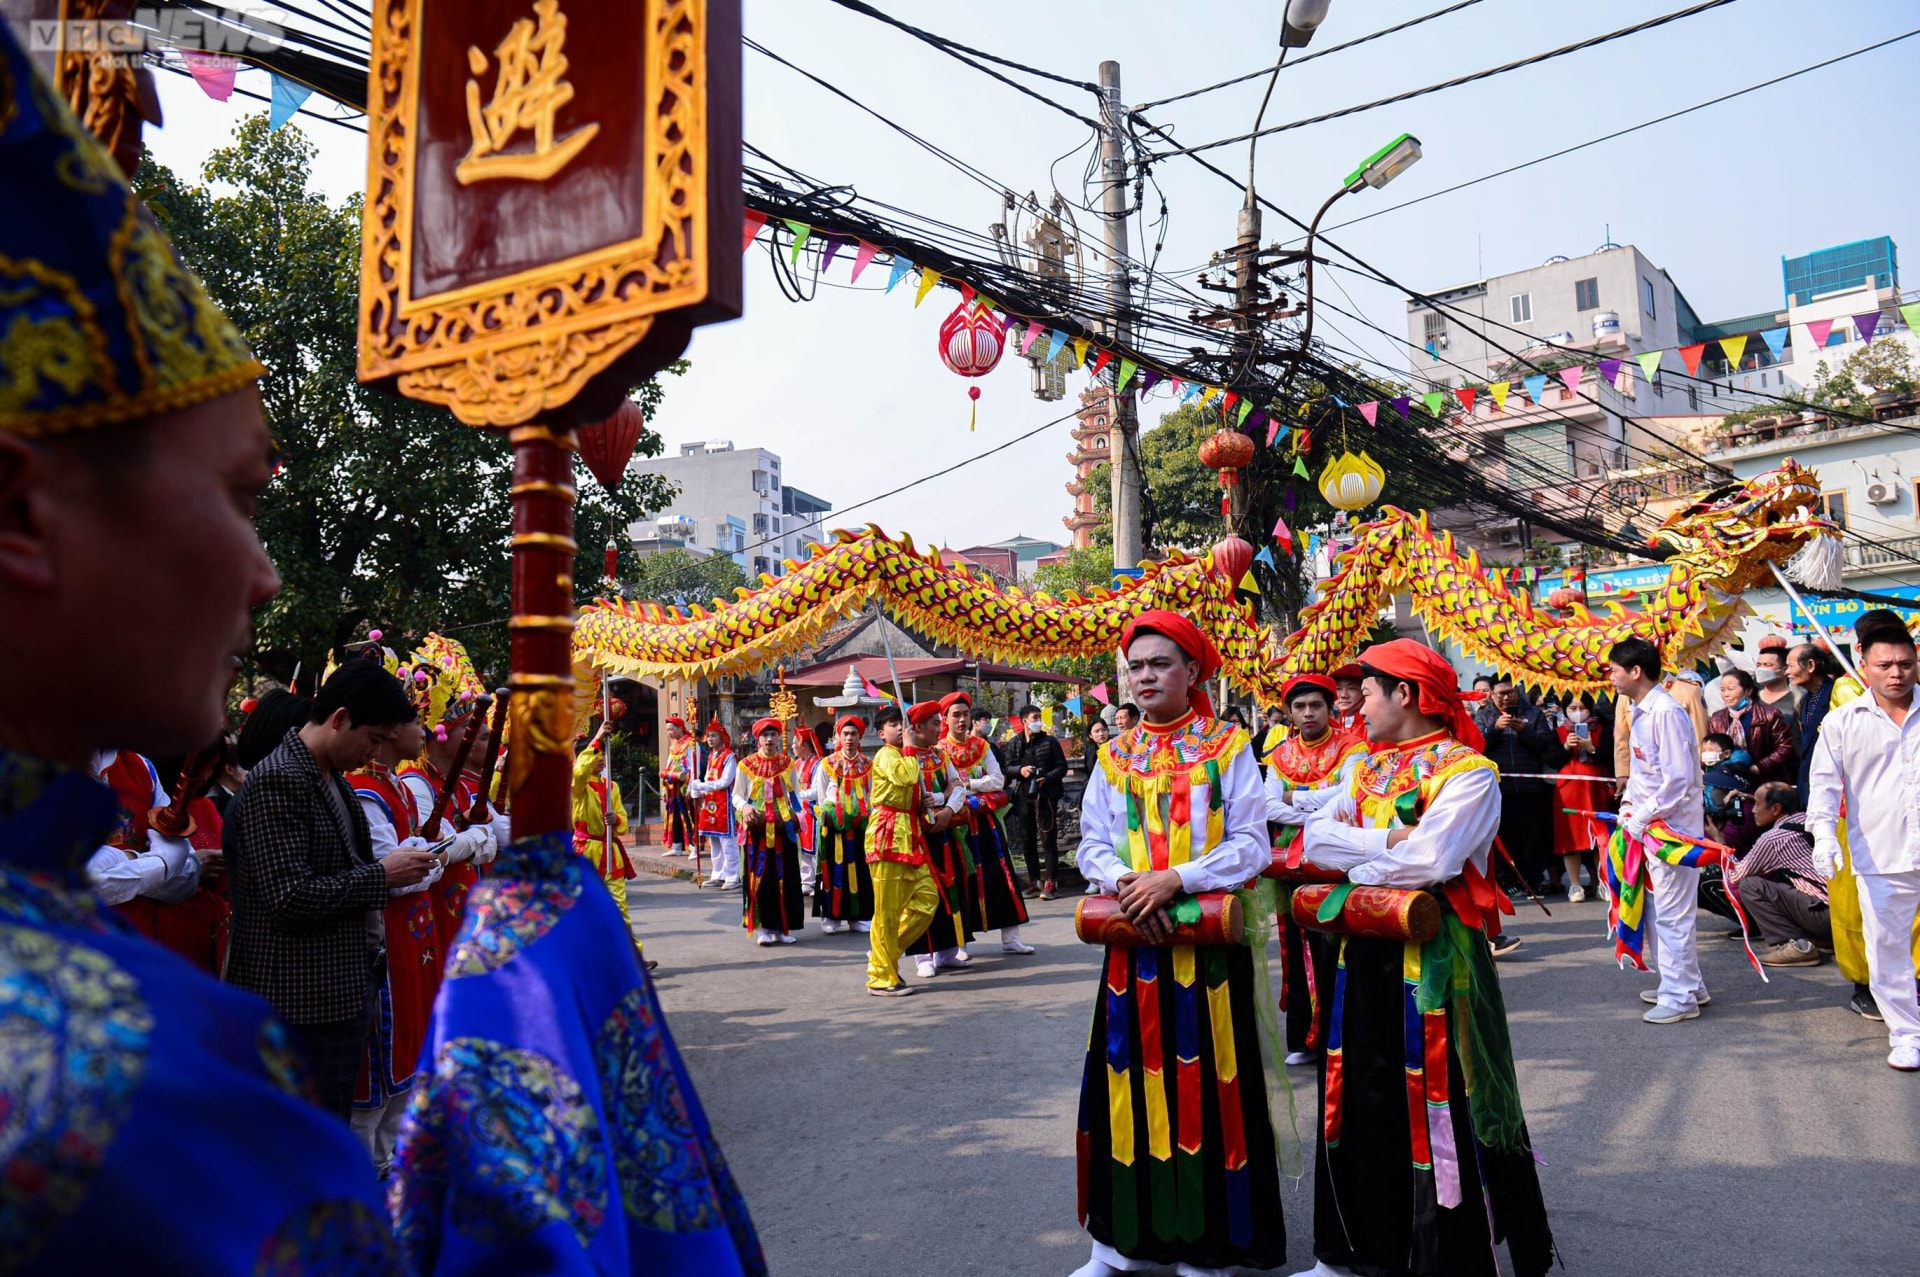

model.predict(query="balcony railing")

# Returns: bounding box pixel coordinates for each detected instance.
[1845,534,1920,572]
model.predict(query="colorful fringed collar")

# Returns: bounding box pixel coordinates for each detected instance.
[1101,715,1246,780]
[739,752,789,780]
[940,735,991,773]
[1269,728,1366,788]
[822,751,871,781]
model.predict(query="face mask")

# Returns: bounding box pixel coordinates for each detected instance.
[1701,752,1724,768]
[1567,708,1589,723]
[1756,667,1784,684]
[1732,697,1751,711]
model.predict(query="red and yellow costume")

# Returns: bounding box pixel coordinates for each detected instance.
[661,719,700,851]
[940,729,1029,933]
[572,741,635,924]
[907,742,974,960]
[95,751,227,975]
[345,765,441,1113]
[814,741,874,924]
[863,733,940,990]
[735,743,805,937]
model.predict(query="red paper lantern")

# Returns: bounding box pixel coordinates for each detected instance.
[1545,586,1584,610]
[577,399,645,491]
[1211,534,1253,587]
[938,300,1006,430]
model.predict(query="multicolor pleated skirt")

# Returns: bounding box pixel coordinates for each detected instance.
[1076,942,1285,1271]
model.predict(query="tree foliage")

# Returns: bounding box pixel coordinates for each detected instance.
[1031,544,1119,685]
[136,117,681,684]
[623,548,749,606]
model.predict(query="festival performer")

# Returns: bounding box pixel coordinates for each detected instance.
[1331,663,1366,734]
[1808,609,1920,1071]
[571,724,637,927]
[864,705,941,995]
[347,707,449,1179]
[791,724,823,891]
[0,30,400,1261]
[1607,637,1710,1024]
[906,700,975,978]
[1262,674,1368,1065]
[734,718,807,945]
[1297,639,1554,1277]
[812,713,875,933]
[395,692,497,953]
[690,719,742,889]
[1070,611,1286,1277]
[660,714,701,856]
[940,691,1035,955]
[84,747,220,968]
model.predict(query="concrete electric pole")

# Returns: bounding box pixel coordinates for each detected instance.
[1097,60,1143,571]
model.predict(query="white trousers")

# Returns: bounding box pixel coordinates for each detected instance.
[705,835,739,882]
[1857,869,1920,1050]
[1642,859,1706,1010]
[351,1091,408,1176]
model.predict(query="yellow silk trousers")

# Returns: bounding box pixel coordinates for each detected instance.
[866,860,937,989]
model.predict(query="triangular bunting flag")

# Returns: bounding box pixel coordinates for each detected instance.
[1760,327,1789,360]
[818,235,846,273]
[1089,349,1112,378]
[1391,396,1411,418]
[1296,430,1311,453]
[181,50,238,101]
[1266,415,1282,446]
[1271,515,1293,552]
[1901,303,1920,335]
[1558,366,1583,397]
[1456,386,1477,414]
[1855,311,1883,344]
[1021,321,1043,356]
[1677,343,1706,377]
[269,73,312,131]
[1139,369,1162,392]
[1089,683,1111,705]
[1521,374,1548,405]
[1236,400,1252,427]
[741,209,768,252]
[1718,334,1748,371]
[1598,357,1623,385]
[1489,381,1511,410]
[1071,336,1091,368]
[1358,401,1379,427]
[1253,546,1276,569]
[783,220,812,264]
[957,282,976,308]
[913,268,940,306]
[1222,391,1239,417]
[1805,318,1834,349]
[1422,390,1445,417]
[1117,358,1138,391]
[1635,350,1663,382]
[1045,329,1067,364]
[1291,456,1310,478]
[850,240,878,282]
[1237,572,1261,596]
[886,255,914,292]
[1181,381,1201,403]
[1202,385,1223,405]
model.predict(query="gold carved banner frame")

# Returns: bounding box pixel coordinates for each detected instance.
[357,0,711,426]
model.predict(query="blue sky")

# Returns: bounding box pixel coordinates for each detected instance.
[146,0,1920,551]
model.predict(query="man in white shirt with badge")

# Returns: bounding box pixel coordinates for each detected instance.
[1608,637,1710,1024]
[1808,609,1920,1072]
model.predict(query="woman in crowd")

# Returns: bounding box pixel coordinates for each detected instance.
[1710,667,1795,785]
[1551,692,1612,902]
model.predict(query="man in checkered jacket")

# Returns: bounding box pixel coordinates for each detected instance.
[224,659,440,1120]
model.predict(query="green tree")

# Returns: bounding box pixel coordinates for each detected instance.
[136,117,679,684]
[625,548,749,606]
[1031,543,1119,685]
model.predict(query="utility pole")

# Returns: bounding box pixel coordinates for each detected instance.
[1097,60,1142,571]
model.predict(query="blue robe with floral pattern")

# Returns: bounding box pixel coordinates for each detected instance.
[0,748,402,1274]
[390,830,764,1275]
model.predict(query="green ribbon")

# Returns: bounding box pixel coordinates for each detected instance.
[1316,881,1355,924]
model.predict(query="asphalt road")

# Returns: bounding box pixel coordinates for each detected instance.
[634,875,1919,1277]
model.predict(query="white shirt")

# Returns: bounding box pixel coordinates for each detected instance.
[1076,743,1268,895]
[84,750,200,906]
[396,771,493,866]
[354,784,443,897]
[958,743,1006,794]
[1303,760,1501,888]
[688,752,736,797]
[1263,748,1362,825]
[1807,691,1920,875]
[1622,685,1704,839]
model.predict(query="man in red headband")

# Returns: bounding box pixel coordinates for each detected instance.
[863,704,943,995]
[905,699,975,978]
[660,714,701,857]
[1331,663,1367,733]
[1070,611,1287,1277]
[1262,673,1368,1066]
[688,720,740,890]
[1294,638,1554,1277]
[734,718,804,945]
[811,713,874,933]
[939,691,1034,955]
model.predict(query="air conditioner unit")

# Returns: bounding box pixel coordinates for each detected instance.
[1496,526,1524,548]
[1866,481,1897,505]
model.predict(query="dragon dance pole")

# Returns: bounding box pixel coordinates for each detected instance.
[1766,561,1865,685]
[507,415,578,838]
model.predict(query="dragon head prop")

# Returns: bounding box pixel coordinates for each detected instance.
[1653,459,1832,594]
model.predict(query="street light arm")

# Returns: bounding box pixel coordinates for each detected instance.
[1276,179,1361,399]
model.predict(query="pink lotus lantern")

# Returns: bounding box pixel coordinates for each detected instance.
[938,299,1007,430]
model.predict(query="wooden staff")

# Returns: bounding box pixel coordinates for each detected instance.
[423,698,488,840]
[148,739,225,840]
[469,688,511,822]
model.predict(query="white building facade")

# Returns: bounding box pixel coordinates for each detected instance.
[627,441,831,578]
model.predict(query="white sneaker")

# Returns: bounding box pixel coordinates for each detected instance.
[1566,886,1586,904]
[755,931,777,947]
[1002,938,1036,954]
[1642,1002,1700,1024]
[778,933,797,945]
[854,920,872,933]
[1890,1046,1920,1072]
[1284,1050,1316,1066]
[915,958,938,979]
[1640,989,1711,1007]
[1084,881,1101,895]
[1067,1258,1127,1277]
[952,947,971,964]
[716,878,740,891]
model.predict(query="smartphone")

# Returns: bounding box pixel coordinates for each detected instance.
[1574,723,1590,742]
[425,836,457,857]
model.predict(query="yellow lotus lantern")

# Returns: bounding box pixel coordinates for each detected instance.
[1317,450,1386,511]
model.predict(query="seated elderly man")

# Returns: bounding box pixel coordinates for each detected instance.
[1727,782,1830,966]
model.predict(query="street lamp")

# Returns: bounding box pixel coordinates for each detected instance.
[1278,135,1425,395]
[1280,0,1335,47]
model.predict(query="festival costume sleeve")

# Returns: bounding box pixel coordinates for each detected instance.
[1172,745,1270,893]
[1303,795,1383,872]
[84,843,173,904]
[944,759,969,810]
[1293,753,1363,817]
[1264,764,1301,825]
[398,772,437,822]
[970,747,1006,794]
[1348,765,1500,888]
[1074,765,1127,894]
[355,788,434,896]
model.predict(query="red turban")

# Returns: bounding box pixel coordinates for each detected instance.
[907,701,943,726]
[1281,673,1336,704]
[1120,610,1222,718]
[834,713,867,738]
[792,725,821,756]
[665,715,686,730]
[1357,638,1483,751]
[1331,663,1363,682]
[751,717,782,738]
[705,720,730,748]
[938,690,972,712]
